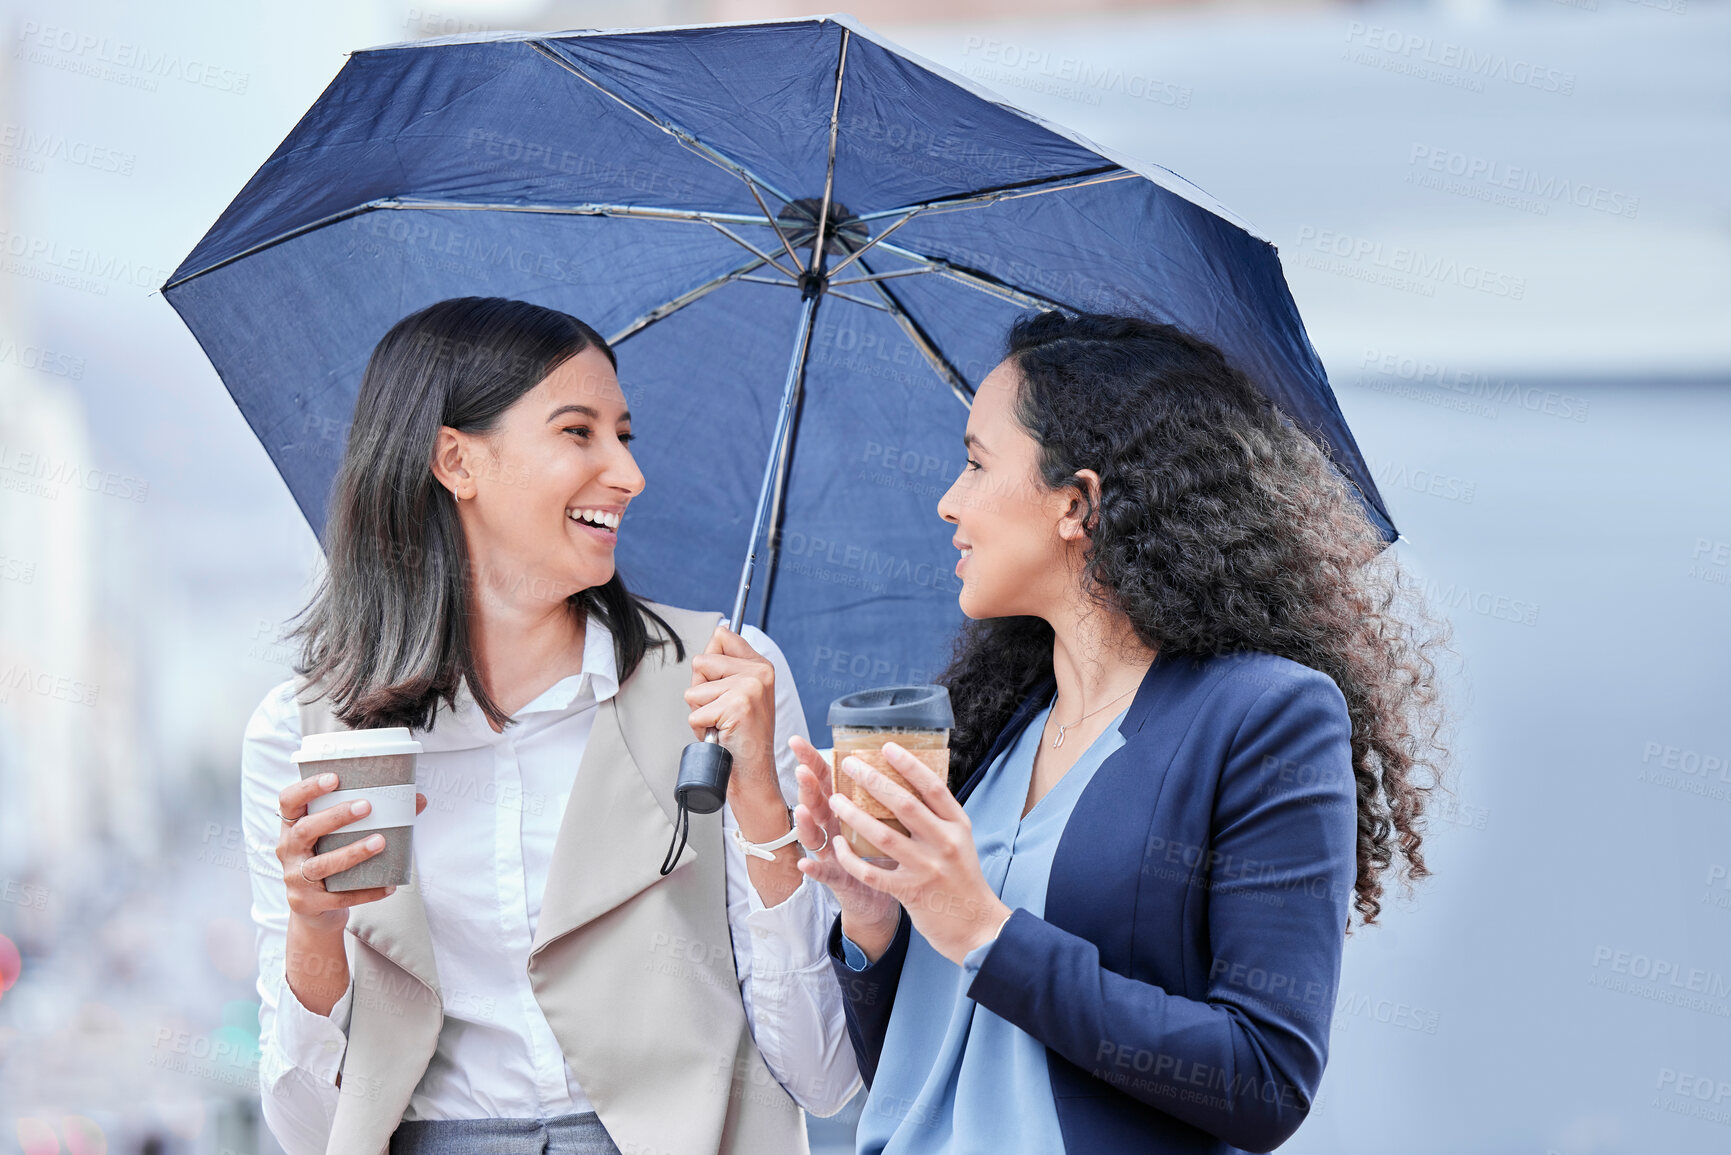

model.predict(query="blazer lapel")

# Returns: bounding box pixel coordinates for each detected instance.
[531,685,696,958]
[958,674,1056,804]
[957,653,1182,805]
[344,854,442,996]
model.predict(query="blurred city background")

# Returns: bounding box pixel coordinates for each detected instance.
[0,0,1726,1152]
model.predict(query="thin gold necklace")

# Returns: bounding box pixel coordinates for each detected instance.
[1048,684,1137,748]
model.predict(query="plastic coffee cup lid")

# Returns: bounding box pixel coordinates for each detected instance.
[292,726,424,763]
[828,684,953,730]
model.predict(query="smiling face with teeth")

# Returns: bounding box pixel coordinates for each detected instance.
[431,344,643,609]
[936,357,1097,622]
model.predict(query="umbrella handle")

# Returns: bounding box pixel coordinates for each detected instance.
[661,730,733,875]
[677,730,732,814]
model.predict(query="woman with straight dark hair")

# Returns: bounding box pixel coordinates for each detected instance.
[782,311,1449,1153]
[240,297,858,1155]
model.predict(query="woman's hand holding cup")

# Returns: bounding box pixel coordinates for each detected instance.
[276,772,428,929]
[789,735,902,962]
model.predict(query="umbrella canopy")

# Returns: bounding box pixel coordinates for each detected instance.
[164,14,1394,743]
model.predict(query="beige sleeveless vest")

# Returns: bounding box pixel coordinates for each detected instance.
[294,601,809,1155]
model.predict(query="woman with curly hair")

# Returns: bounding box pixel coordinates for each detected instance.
[781,310,1447,1154]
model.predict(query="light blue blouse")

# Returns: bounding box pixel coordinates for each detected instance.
[841,696,1129,1154]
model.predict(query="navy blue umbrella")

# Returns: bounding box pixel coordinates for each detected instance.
[164,14,1393,746]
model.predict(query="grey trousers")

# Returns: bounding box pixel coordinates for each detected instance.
[388,1112,623,1155]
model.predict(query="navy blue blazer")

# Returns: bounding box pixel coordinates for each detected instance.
[827,649,1358,1154]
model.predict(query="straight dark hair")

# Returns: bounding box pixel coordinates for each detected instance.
[289,296,683,732]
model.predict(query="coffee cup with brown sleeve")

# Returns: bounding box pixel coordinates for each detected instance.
[827,685,954,865]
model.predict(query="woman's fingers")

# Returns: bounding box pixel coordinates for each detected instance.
[301,833,387,881]
[792,800,831,853]
[278,772,339,821]
[792,760,835,823]
[792,798,857,893]
[687,625,764,691]
[827,790,916,862]
[687,664,771,724]
[682,678,728,709]
[685,628,776,771]
[791,765,903,917]
[829,831,902,897]
[684,657,771,705]
[289,797,384,846]
[881,742,968,824]
[837,755,946,842]
[798,856,881,908]
[788,735,830,780]
[794,846,849,884]
[278,776,415,914]
[690,651,770,681]
[706,623,765,661]
[276,776,351,869]
[686,690,750,736]
[288,833,401,913]
[687,627,773,694]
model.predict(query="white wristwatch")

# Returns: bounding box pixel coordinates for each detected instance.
[731,809,821,861]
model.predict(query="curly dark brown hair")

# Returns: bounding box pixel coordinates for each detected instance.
[938,310,1450,927]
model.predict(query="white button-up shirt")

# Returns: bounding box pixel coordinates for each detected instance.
[241,616,859,1155]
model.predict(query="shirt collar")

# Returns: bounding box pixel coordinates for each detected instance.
[437,609,620,740]
[512,607,620,714]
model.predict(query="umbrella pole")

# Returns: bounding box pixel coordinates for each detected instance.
[752,362,803,632]
[725,285,822,633]
[663,285,822,875]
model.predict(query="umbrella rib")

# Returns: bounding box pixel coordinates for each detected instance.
[855,165,1135,223]
[388,198,769,225]
[705,219,801,281]
[825,289,890,312]
[869,239,1071,313]
[162,198,397,290]
[161,198,782,290]
[736,275,885,311]
[820,167,1130,284]
[393,195,809,285]
[809,28,850,272]
[525,38,819,280]
[827,267,933,287]
[742,178,807,274]
[852,254,974,408]
[526,40,798,206]
[607,253,772,346]
[824,210,919,279]
[385,198,810,274]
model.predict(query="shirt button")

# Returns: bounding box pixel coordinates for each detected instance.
[322,1040,339,1054]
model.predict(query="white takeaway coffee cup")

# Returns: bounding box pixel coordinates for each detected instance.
[290,727,422,892]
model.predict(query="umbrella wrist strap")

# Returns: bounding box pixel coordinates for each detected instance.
[659,804,691,876]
